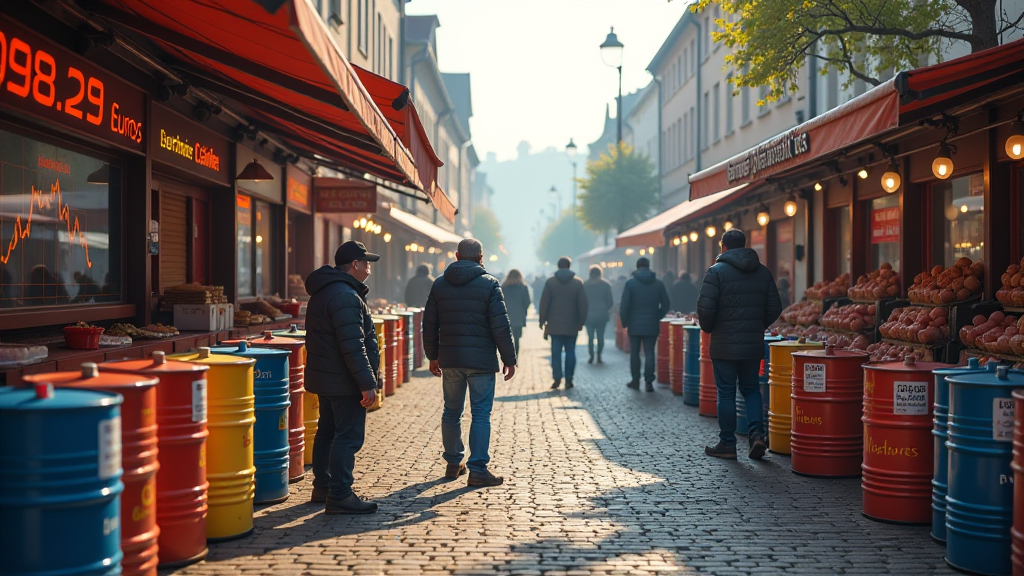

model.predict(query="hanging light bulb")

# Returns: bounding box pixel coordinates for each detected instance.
[705,225,716,237]
[857,168,869,180]
[640,249,647,256]
[960,204,968,213]
[783,195,798,217]
[880,160,901,193]
[723,220,734,231]
[383,233,392,243]
[689,231,699,242]
[1006,115,1024,160]
[680,235,689,244]
[353,219,360,228]
[756,206,770,227]
[813,182,823,192]
[932,143,954,180]
[672,236,681,246]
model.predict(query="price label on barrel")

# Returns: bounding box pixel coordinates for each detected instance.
[97,417,121,480]
[192,379,207,423]
[993,398,1014,442]
[804,363,826,392]
[894,381,928,415]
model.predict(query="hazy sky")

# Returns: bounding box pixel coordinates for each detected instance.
[405,0,688,161]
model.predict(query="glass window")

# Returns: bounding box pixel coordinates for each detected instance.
[236,194,253,297]
[836,205,851,275]
[933,173,984,267]
[0,128,121,308]
[870,194,901,272]
[237,195,277,298]
[255,200,274,297]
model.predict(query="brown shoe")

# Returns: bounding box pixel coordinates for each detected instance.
[310,487,328,504]
[467,470,504,487]
[445,463,467,479]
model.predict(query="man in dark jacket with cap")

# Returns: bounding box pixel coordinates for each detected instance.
[423,238,517,487]
[619,257,671,392]
[539,257,588,390]
[304,241,381,514]
[697,229,783,461]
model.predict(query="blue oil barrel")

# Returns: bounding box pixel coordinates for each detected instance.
[682,325,701,407]
[212,341,291,505]
[930,358,987,543]
[0,383,125,575]
[945,365,1024,576]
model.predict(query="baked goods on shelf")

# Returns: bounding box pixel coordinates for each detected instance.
[848,264,900,300]
[806,273,851,300]
[159,283,228,311]
[907,258,984,305]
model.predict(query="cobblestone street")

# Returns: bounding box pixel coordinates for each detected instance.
[168,326,959,576]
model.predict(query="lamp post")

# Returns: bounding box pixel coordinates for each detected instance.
[565,138,578,250]
[600,27,624,146]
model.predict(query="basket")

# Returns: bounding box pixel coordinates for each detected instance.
[63,326,105,350]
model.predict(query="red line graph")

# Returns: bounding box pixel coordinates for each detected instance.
[1,179,93,268]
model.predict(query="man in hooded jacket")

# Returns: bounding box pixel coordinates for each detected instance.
[539,257,588,390]
[423,238,517,487]
[697,229,783,461]
[619,257,671,392]
[404,264,434,308]
[671,272,699,314]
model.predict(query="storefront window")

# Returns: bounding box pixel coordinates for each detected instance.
[236,194,277,299]
[255,201,274,297]
[0,128,121,307]
[772,219,794,285]
[933,173,984,267]
[870,194,901,272]
[236,194,253,297]
[836,205,851,275]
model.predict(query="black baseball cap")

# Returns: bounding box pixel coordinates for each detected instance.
[335,241,381,266]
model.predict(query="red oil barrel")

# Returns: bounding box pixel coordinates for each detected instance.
[396,310,414,383]
[412,308,424,370]
[376,315,399,396]
[615,316,624,350]
[657,318,672,384]
[1013,388,1024,576]
[102,352,210,568]
[26,363,161,576]
[395,313,406,387]
[699,330,716,417]
[790,345,868,477]
[862,355,952,524]
[668,320,685,395]
[623,327,631,354]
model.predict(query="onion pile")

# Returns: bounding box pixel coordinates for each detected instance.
[780,301,820,326]
[820,303,876,333]
[864,342,934,362]
[958,311,1024,356]
[806,273,851,300]
[848,263,900,300]
[995,258,1024,307]
[907,258,984,305]
[878,306,950,345]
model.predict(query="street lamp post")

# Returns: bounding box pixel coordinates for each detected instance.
[600,27,625,146]
[565,138,578,250]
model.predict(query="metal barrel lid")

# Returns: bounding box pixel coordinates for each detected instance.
[946,364,1024,386]
[0,382,122,410]
[169,347,257,366]
[933,357,991,376]
[210,341,290,358]
[102,351,210,374]
[24,362,159,389]
[792,344,868,359]
[864,355,953,372]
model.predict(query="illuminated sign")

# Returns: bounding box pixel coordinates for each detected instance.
[727,130,810,184]
[0,16,146,153]
[286,165,312,213]
[314,178,377,213]
[236,193,251,210]
[151,104,230,185]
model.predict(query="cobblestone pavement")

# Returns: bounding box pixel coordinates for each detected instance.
[166,325,958,576]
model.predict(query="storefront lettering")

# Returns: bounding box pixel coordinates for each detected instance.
[871,207,900,244]
[287,177,309,208]
[160,129,221,173]
[37,156,70,174]
[110,103,143,143]
[867,436,919,458]
[727,131,810,183]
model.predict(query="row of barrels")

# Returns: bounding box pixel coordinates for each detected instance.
[0,309,424,576]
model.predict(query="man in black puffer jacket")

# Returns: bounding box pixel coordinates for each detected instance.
[304,241,381,514]
[619,257,671,392]
[424,238,517,487]
[697,229,783,461]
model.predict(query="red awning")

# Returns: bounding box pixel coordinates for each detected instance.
[616,184,751,247]
[689,37,1024,201]
[93,0,455,222]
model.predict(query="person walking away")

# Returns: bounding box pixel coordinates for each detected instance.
[619,257,670,392]
[404,264,434,308]
[662,269,677,301]
[502,269,531,354]
[671,272,699,314]
[583,266,614,364]
[539,257,588,390]
[777,276,792,310]
[697,229,783,461]
[423,239,517,487]
[304,241,381,514]
[531,274,547,313]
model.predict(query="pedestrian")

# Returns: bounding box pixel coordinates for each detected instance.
[670,272,699,314]
[404,263,434,308]
[777,275,792,310]
[304,241,381,514]
[619,257,670,392]
[612,275,627,307]
[697,229,783,461]
[532,274,547,313]
[583,266,613,364]
[663,269,677,299]
[423,238,517,487]
[539,257,588,390]
[502,269,531,354]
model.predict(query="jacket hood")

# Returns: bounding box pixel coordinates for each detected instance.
[554,269,576,283]
[717,248,761,272]
[633,268,657,284]
[444,260,488,285]
[305,266,368,296]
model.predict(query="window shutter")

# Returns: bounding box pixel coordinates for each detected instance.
[329,0,342,25]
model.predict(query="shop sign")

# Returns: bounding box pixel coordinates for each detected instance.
[776,220,794,244]
[286,164,312,213]
[315,178,377,213]
[150,104,230,185]
[871,207,900,244]
[0,16,146,153]
[726,130,810,184]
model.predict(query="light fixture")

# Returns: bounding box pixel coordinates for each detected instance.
[932,142,955,180]
[672,236,681,246]
[352,219,360,228]
[857,168,869,180]
[565,138,578,158]
[681,235,689,244]
[625,248,634,256]
[255,234,263,244]
[236,158,275,181]
[599,27,624,68]
[813,182,823,192]
[960,204,968,213]
[489,254,498,262]
[756,205,770,227]
[689,231,699,242]
[705,225,716,237]
[723,220,733,231]
[1006,113,1024,160]
[418,246,425,253]
[383,233,392,243]
[881,160,901,193]
[359,218,367,229]
[87,163,110,184]
[783,195,798,217]
[640,249,647,256]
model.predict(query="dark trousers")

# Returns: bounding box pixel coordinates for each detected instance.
[511,326,523,355]
[712,358,763,446]
[629,335,657,384]
[585,322,606,357]
[311,394,366,500]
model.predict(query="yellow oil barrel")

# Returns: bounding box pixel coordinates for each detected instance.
[768,338,823,455]
[368,318,385,411]
[302,394,318,466]
[170,348,256,542]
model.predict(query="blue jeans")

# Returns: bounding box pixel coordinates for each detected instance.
[713,358,764,447]
[441,368,496,474]
[629,335,657,384]
[511,326,523,355]
[550,334,577,381]
[585,322,606,357]
[311,394,366,500]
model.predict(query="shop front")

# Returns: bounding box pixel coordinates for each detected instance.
[232,145,284,303]
[285,165,314,300]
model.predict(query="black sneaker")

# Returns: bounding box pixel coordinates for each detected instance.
[704,441,738,460]
[467,470,504,487]
[748,433,767,461]
[588,352,594,364]
[626,381,640,390]
[325,494,378,514]
[445,463,467,479]
[566,380,574,389]
[645,382,655,392]
[310,487,328,504]
[550,379,561,390]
